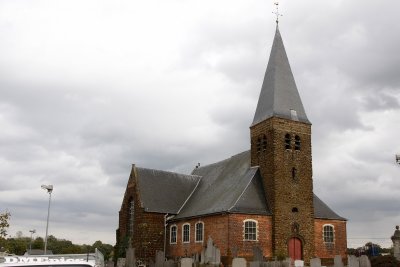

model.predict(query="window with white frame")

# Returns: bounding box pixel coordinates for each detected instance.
[182,223,190,243]
[170,225,177,244]
[195,222,204,242]
[244,220,257,241]
[323,224,334,243]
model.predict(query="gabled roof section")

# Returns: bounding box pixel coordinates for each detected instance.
[314,194,347,220]
[252,26,310,126]
[135,167,201,214]
[174,151,270,219]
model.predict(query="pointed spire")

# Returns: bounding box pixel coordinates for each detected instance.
[252,27,310,126]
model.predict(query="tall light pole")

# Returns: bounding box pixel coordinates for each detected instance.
[29,229,36,253]
[41,184,53,255]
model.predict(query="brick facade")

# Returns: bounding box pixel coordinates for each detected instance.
[314,219,347,261]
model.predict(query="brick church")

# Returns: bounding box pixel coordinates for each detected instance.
[116,25,347,264]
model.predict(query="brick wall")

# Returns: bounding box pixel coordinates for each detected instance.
[314,219,347,260]
[167,213,272,261]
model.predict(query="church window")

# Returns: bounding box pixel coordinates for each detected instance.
[292,167,297,180]
[195,222,204,242]
[128,198,134,236]
[262,135,267,151]
[323,225,334,243]
[292,207,298,213]
[285,134,291,149]
[294,135,301,150]
[170,225,177,244]
[243,219,257,241]
[182,223,190,243]
[256,138,261,153]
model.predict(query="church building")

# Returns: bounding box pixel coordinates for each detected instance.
[115,25,347,265]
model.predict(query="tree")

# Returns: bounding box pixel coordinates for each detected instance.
[0,211,11,239]
[92,240,114,261]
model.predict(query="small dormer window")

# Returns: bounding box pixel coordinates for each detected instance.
[285,134,291,150]
[294,135,301,150]
[262,135,267,151]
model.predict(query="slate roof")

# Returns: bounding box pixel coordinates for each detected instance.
[135,167,201,214]
[252,26,310,126]
[132,151,345,221]
[174,151,270,219]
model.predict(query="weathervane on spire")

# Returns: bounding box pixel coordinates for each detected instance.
[272,1,283,24]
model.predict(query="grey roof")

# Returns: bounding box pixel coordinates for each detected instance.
[174,151,270,219]
[135,167,201,214]
[132,152,345,221]
[313,194,346,220]
[252,26,310,126]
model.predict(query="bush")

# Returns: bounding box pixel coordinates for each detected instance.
[371,255,400,267]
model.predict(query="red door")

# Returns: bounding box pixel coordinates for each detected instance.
[288,237,302,261]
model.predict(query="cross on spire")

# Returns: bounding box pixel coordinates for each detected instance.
[272,1,283,24]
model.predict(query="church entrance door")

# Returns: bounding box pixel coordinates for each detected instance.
[288,237,302,261]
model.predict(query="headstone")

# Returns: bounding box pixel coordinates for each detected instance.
[310,258,321,267]
[250,261,261,267]
[392,225,400,260]
[203,237,221,265]
[348,255,359,267]
[164,259,175,267]
[125,241,135,267]
[359,255,371,267]
[181,258,193,267]
[201,250,205,264]
[149,258,155,267]
[155,251,165,267]
[117,258,126,267]
[232,258,246,267]
[333,255,343,267]
[294,260,304,267]
[253,246,263,262]
[282,258,291,267]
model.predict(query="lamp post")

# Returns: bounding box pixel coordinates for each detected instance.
[41,184,53,255]
[29,229,36,253]
[396,154,400,165]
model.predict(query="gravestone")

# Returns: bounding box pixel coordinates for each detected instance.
[334,255,343,267]
[359,255,371,267]
[181,257,193,267]
[348,255,359,267]
[310,258,321,267]
[294,260,304,267]
[392,225,400,260]
[125,241,135,267]
[202,237,221,265]
[117,258,125,267]
[155,251,165,267]
[164,259,175,267]
[232,258,246,267]
[253,246,263,262]
[250,261,261,267]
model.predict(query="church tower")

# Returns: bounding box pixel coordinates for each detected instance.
[250,26,315,261]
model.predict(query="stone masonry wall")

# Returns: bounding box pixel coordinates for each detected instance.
[250,117,315,262]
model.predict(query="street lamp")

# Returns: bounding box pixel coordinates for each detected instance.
[41,184,53,255]
[29,229,36,253]
[396,154,400,165]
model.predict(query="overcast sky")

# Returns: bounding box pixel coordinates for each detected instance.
[1,0,399,249]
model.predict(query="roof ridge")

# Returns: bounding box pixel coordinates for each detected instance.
[176,176,203,214]
[192,150,250,173]
[228,167,258,212]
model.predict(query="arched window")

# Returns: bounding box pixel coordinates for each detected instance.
[285,134,291,149]
[294,135,301,150]
[243,219,257,241]
[170,225,177,244]
[323,225,334,243]
[182,223,190,243]
[262,135,267,151]
[195,222,204,242]
[256,138,261,153]
[292,167,297,180]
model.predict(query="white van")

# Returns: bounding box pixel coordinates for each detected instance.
[0,249,104,267]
